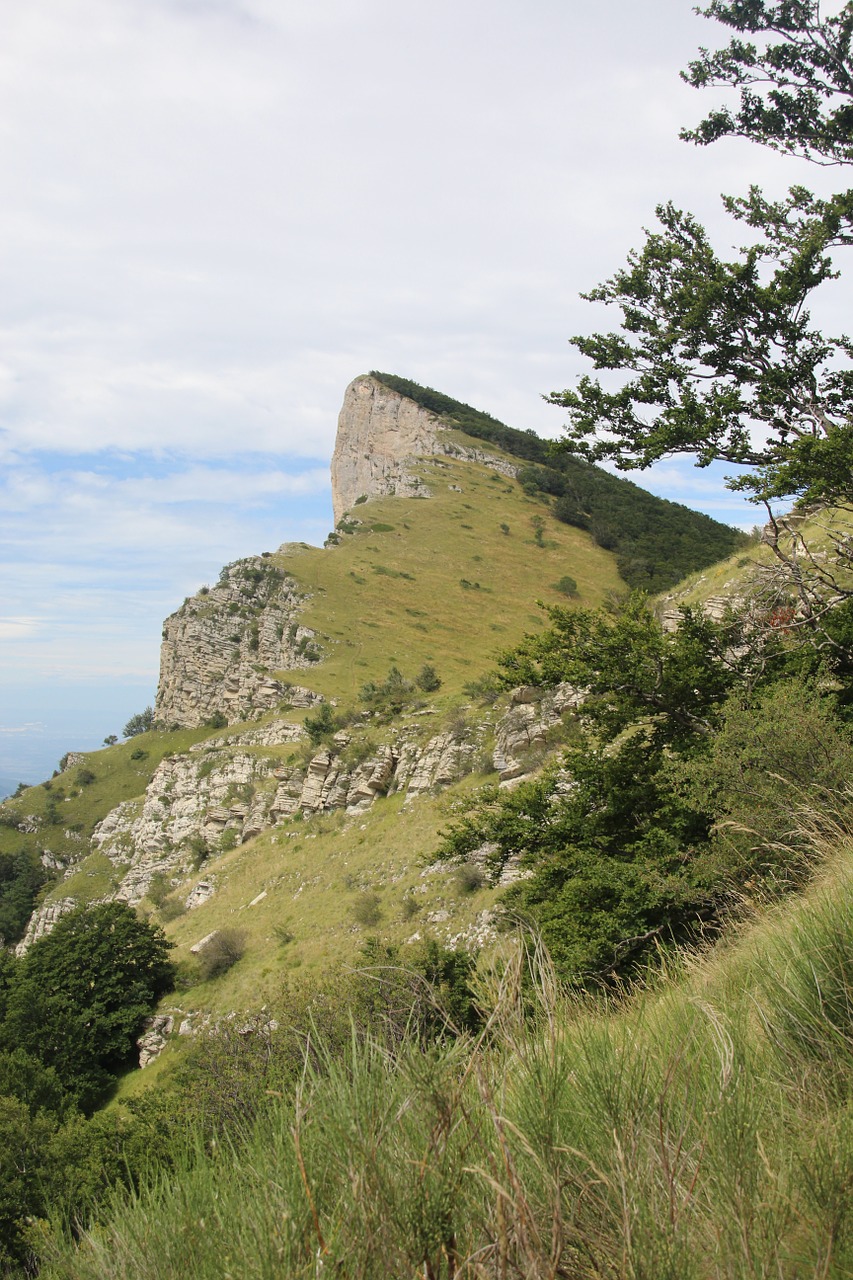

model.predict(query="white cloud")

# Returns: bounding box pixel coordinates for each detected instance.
[0,617,41,639]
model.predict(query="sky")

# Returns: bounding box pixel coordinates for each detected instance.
[1,0,848,791]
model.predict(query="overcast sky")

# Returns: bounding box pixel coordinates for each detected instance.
[1,0,846,788]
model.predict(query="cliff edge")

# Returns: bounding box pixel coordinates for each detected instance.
[330,374,445,524]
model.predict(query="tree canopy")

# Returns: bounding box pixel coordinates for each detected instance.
[1,902,174,1110]
[548,2,853,513]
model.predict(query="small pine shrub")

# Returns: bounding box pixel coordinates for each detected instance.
[416,664,442,692]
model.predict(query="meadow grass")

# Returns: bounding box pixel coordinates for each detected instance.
[41,839,853,1279]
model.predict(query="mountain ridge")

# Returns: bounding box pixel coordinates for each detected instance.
[0,374,757,1030]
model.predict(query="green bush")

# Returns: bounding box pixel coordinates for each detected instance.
[197,929,247,981]
[123,707,154,738]
[352,891,383,928]
[0,902,174,1110]
[415,663,442,692]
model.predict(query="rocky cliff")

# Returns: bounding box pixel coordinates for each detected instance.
[155,555,322,729]
[330,375,444,523]
[330,374,516,524]
[17,682,582,954]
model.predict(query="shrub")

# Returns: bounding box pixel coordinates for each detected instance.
[415,664,442,692]
[360,667,416,718]
[553,575,578,597]
[304,702,337,745]
[204,711,228,729]
[76,768,96,787]
[123,707,154,738]
[352,891,383,928]
[454,862,486,894]
[219,828,239,853]
[2,902,174,1110]
[197,929,247,981]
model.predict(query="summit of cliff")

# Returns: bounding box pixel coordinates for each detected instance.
[330,373,515,524]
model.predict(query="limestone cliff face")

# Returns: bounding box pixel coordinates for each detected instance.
[330,374,518,524]
[155,556,321,728]
[330,375,444,523]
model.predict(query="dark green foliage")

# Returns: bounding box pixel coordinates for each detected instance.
[371,372,745,591]
[360,665,417,717]
[439,595,849,982]
[304,701,338,744]
[0,849,48,945]
[204,710,228,729]
[122,707,154,738]
[553,575,578,597]
[498,594,747,747]
[77,767,96,786]
[547,197,853,507]
[0,1096,57,1272]
[682,1,853,165]
[672,679,853,886]
[356,937,481,1039]
[0,1048,69,1118]
[546,3,853,514]
[415,663,442,692]
[440,736,715,982]
[1,902,174,1110]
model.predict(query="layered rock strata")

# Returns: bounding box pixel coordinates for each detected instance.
[331,374,517,524]
[156,556,321,728]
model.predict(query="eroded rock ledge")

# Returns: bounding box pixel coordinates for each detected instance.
[156,556,321,728]
[19,684,582,949]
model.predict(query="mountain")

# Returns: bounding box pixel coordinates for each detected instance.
[0,374,747,1035]
[4,376,852,1280]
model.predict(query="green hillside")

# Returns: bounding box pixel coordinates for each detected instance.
[1,387,851,1278]
[372,372,748,591]
[38,837,853,1279]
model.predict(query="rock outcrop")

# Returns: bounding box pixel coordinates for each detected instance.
[155,556,321,728]
[331,376,444,524]
[331,374,517,524]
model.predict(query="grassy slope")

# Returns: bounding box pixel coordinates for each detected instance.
[272,451,622,700]
[658,503,853,612]
[43,838,853,1279]
[141,457,622,1016]
[3,452,620,1037]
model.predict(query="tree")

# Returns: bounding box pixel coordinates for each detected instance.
[2,902,174,1110]
[123,706,154,738]
[681,1,853,165]
[548,1,853,615]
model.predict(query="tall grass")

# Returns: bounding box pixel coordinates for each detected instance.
[41,853,852,1279]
